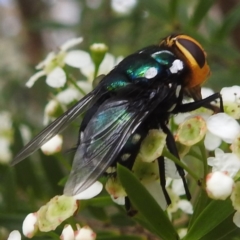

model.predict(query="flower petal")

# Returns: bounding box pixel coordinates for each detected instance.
[172,179,185,196]
[207,113,240,143]
[36,52,56,70]
[178,200,193,214]
[7,230,21,240]
[73,181,103,200]
[110,196,125,205]
[26,71,46,88]
[221,86,240,103]
[204,131,221,151]
[98,53,115,75]
[41,135,63,155]
[75,226,96,240]
[46,67,66,88]
[60,37,83,51]
[65,50,91,68]
[56,88,80,105]
[60,225,75,240]
[22,213,38,238]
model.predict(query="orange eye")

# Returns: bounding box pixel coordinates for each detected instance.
[160,34,210,89]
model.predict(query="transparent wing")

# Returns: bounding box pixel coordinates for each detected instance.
[64,98,150,196]
[12,91,98,165]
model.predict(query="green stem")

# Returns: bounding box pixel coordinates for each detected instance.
[188,148,202,161]
[94,64,99,79]
[68,74,87,96]
[55,153,72,171]
[163,149,199,182]
[198,141,208,178]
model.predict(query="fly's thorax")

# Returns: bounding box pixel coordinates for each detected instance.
[160,34,210,89]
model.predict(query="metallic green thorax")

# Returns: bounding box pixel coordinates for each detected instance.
[103,48,178,93]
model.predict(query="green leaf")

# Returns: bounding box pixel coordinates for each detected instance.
[40,152,65,195]
[97,236,146,240]
[117,164,179,240]
[190,0,216,27]
[82,196,113,207]
[188,189,210,229]
[88,206,109,222]
[200,212,239,240]
[169,0,178,20]
[213,3,240,41]
[185,198,234,240]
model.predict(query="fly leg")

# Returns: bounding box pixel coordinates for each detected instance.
[176,92,223,113]
[158,156,171,205]
[161,123,191,200]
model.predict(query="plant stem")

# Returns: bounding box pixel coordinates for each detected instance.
[163,149,199,182]
[68,74,87,96]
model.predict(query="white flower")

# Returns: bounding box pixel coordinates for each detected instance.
[0,138,12,163]
[178,199,193,214]
[73,181,103,200]
[22,213,38,238]
[207,148,240,178]
[111,0,137,14]
[167,179,193,215]
[204,113,240,150]
[40,134,63,155]
[60,225,75,240]
[75,225,96,240]
[56,81,92,105]
[206,171,234,200]
[220,86,240,119]
[7,230,21,240]
[60,224,96,240]
[26,37,92,88]
[178,228,188,239]
[81,53,123,82]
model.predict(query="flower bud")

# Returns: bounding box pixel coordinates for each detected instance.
[90,43,108,68]
[206,171,234,200]
[75,225,96,240]
[41,134,63,155]
[7,230,21,240]
[22,213,38,238]
[105,177,126,203]
[60,225,75,240]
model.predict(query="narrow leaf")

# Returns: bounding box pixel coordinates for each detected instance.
[200,212,238,240]
[190,0,216,27]
[117,164,179,240]
[188,189,210,229]
[185,198,234,240]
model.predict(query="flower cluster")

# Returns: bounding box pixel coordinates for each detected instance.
[10,35,240,239]
[174,86,240,227]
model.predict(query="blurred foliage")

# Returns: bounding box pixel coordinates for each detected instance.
[0,0,240,239]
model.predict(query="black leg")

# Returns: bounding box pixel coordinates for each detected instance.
[176,92,223,113]
[158,156,171,205]
[161,123,191,200]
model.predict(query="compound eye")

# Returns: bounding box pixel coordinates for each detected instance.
[177,38,205,68]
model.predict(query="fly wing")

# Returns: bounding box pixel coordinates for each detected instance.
[64,98,150,196]
[12,91,98,165]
